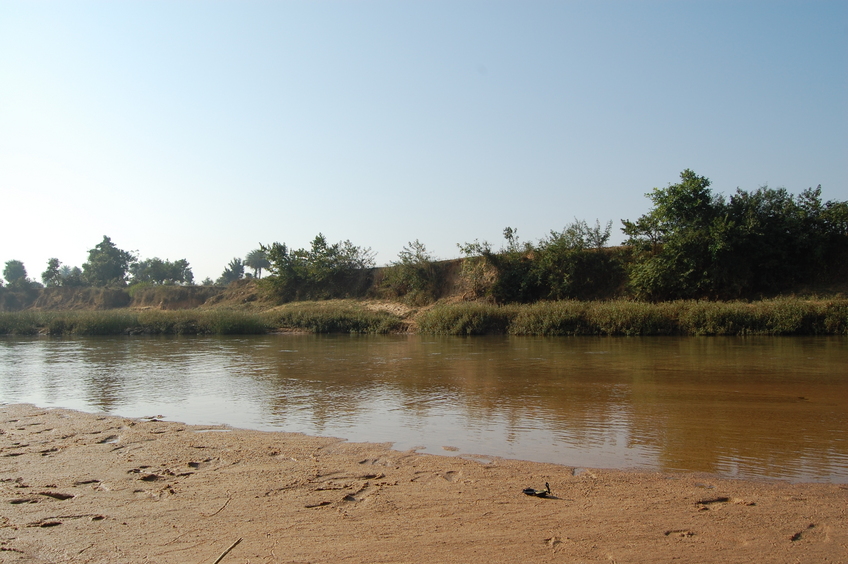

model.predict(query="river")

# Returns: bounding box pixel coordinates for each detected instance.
[1,334,846,483]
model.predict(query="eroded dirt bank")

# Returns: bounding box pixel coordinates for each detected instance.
[0,404,845,563]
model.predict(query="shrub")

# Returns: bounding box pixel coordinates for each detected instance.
[416,303,518,335]
[263,302,402,333]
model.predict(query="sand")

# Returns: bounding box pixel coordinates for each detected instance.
[0,403,845,563]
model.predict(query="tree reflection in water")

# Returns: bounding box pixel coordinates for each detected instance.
[0,334,846,483]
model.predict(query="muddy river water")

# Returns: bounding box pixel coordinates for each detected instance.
[1,334,846,482]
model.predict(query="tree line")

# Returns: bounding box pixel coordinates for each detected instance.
[253,170,847,304]
[3,171,846,304]
[2,236,196,290]
[0,237,274,291]
[456,170,847,303]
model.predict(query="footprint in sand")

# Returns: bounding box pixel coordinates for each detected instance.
[441,470,462,482]
[695,496,755,510]
[358,457,393,467]
[186,457,219,470]
[342,481,382,503]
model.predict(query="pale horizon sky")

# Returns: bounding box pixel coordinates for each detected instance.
[2,1,846,283]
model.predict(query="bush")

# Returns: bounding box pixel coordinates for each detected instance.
[263,301,402,333]
[263,234,375,302]
[381,240,441,305]
[416,303,518,335]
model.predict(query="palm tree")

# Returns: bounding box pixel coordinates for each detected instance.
[244,249,271,279]
[217,258,245,285]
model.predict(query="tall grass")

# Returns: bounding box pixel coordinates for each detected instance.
[0,306,399,336]
[1,298,845,337]
[135,310,267,335]
[0,311,44,336]
[0,310,267,336]
[262,302,402,333]
[416,303,519,335]
[419,298,848,336]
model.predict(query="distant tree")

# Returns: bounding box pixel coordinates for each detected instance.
[201,277,214,286]
[585,219,613,251]
[244,249,271,279]
[3,260,28,289]
[622,169,723,300]
[502,227,521,253]
[724,184,848,293]
[455,221,625,303]
[82,236,137,286]
[59,265,85,287]
[42,258,63,287]
[621,170,848,299]
[130,258,194,285]
[533,221,624,301]
[217,258,245,285]
[262,233,375,301]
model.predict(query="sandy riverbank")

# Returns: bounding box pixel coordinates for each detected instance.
[0,404,845,563]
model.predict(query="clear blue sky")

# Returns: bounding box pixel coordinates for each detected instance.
[2,1,846,283]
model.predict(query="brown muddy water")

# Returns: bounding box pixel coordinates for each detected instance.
[1,335,846,482]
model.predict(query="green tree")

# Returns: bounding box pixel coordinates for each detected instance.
[3,260,28,289]
[456,229,537,303]
[42,258,63,287]
[585,219,613,251]
[82,236,137,286]
[622,170,726,300]
[130,258,194,285]
[263,234,375,301]
[724,184,848,293]
[532,219,624,301]
[622,171,848,299]
[244,249,271,279]
[382,240,441,304]
[217,258,245,285]
[59,265,85,287]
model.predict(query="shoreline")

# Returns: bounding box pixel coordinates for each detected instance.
[6,397,845,487]
[3,296,848,336]
[1,404,846,563]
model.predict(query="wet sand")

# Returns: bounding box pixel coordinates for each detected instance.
[0,404,845,563]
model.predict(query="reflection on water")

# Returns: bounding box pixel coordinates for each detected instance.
[1,335,846,483]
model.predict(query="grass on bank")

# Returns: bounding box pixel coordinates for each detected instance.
[262,301,403,334]
[0,310,268,336]
[417,298,848,336]
[1,298,846,336]
[0,302,402,336]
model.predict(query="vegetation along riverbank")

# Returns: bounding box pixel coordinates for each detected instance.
[1,296,846,336]
[2,171,847,336]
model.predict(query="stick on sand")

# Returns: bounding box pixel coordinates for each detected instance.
[211,537,242,564]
